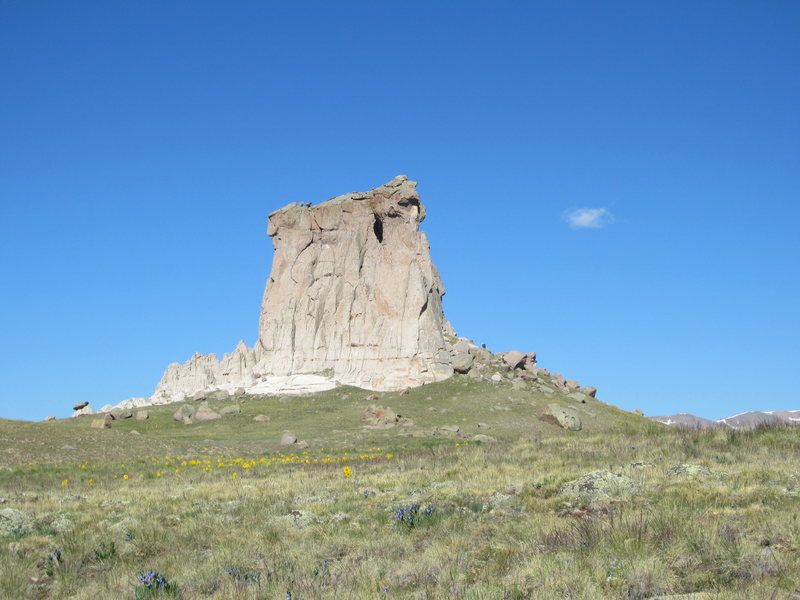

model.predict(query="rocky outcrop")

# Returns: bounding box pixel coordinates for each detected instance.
[256,175,452,390]
[146,177,453,404]
[112,176,600,411]
[559,470,639,504]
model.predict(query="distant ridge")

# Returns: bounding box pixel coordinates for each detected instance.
[651,410,800,430]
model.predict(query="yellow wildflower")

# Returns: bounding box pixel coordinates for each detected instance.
[342,466,353,478]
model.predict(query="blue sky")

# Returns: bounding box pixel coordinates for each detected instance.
[1,1,798,421]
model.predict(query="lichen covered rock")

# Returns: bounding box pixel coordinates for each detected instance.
[559,470,639,504]
[0,508,34,536]
[540,404,582,431]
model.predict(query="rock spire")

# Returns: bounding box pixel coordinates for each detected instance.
[257,175,453,389]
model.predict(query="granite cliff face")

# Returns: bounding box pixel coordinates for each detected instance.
[257,175,453,389]
[148,176,454,404]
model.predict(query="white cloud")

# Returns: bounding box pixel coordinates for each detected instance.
[564,207,614,229]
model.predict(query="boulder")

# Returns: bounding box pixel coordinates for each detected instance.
[631,409,644,416]
[91,414,113,429]
[502,351,526,369]
[182,416,193,425]
[219,404,241,416]
[253,414,271,422]
[540,404,582,431]
[135,410,149,420]
[439,425,460,433]
[295,440,309,449]
[490,373,503,383]
[452,352,474,374]
[281,431,298,445]
[191,391,206,401]
[73,405,95,417]
[559,470,639,503]
[150,177,454,402]
[73,401,89,411]
[472,434,497,443]
[44,416,56,422]
[110,408,133,420]
[565,379,580,391]
[469,344,494,363]
[212,390,230,401]
[579,386,597,398]
[194,408,222,421]
[172,404,196,422]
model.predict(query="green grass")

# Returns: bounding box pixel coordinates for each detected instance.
[0,376,798,599]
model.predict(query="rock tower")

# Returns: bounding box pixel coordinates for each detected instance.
[257,175,453,388]
[149,176,454,403]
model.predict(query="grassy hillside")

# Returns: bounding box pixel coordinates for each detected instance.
[1,377,798,599]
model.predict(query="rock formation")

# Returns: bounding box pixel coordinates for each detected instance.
[146,176,454,404]
[256,175,453,389]
[96,176,586,412]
